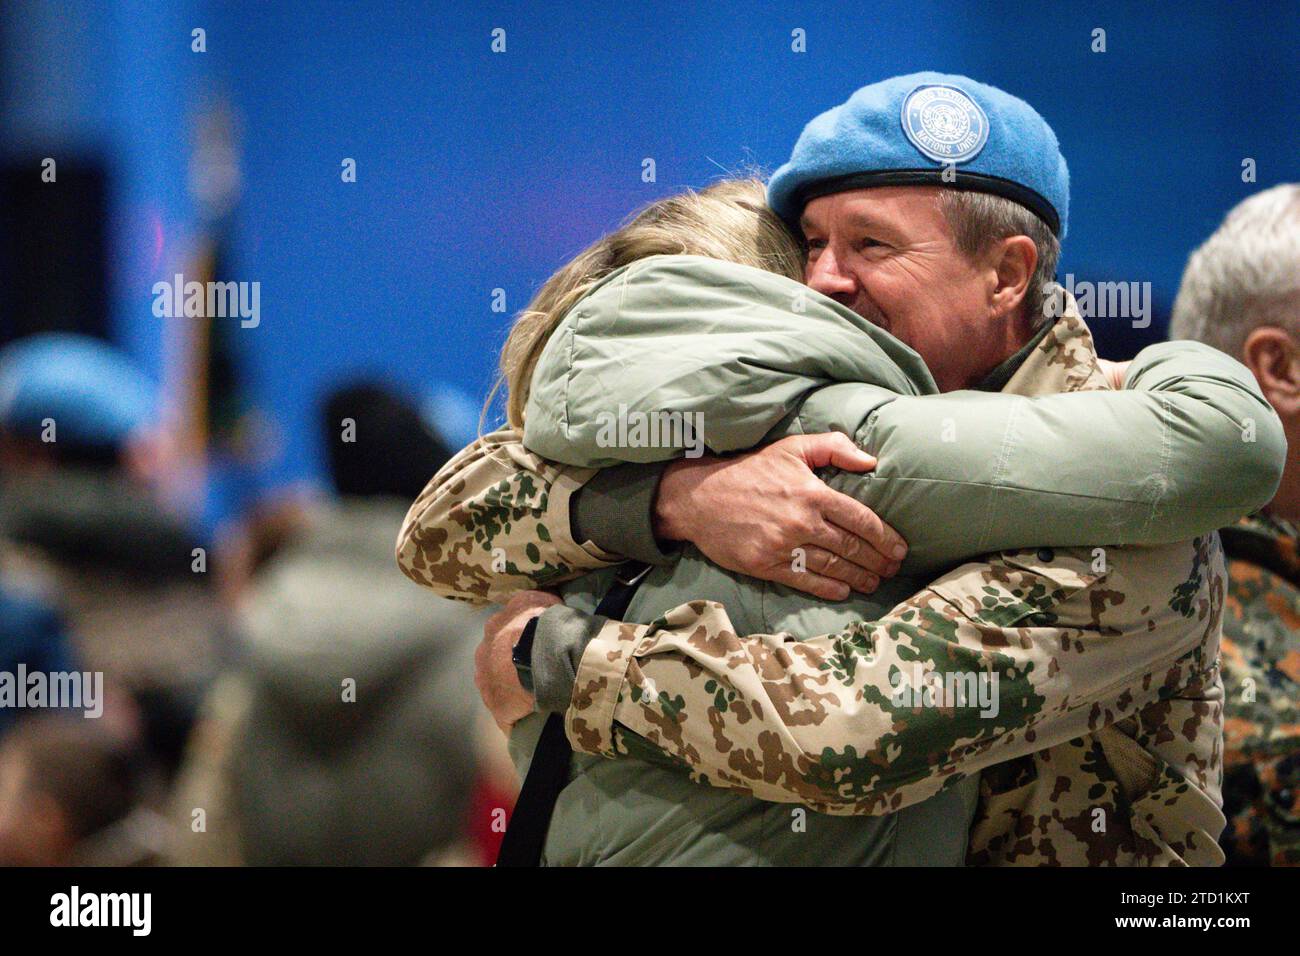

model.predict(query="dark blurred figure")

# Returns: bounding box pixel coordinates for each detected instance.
[172,383,494,865]
[323,384,456,501]
[0,715,160,866]
[0,333,220,766]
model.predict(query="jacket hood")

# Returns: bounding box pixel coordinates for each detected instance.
[524,255,936,467]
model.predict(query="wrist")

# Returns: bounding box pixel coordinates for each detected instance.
[652,457,701,542]
[530,604,610,713]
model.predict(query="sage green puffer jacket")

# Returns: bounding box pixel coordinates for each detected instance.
[513,255,1283,866]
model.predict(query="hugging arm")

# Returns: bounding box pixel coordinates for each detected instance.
[395,429,629,605]
[549,536,1223,814]
[397,428,891,603]
[809,339,1285,575]
[399,341,1283,604]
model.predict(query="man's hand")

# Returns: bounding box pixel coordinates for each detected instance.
[653,433,907,601]
[475,590,561,732]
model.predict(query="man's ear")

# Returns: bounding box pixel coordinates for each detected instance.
[988,235,1037,320]
[1242,326,1300,416]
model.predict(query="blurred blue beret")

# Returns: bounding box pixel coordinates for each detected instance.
[768,71,1070,238]
[0,333,156,450]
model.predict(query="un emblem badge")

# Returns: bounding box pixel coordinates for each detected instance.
[901,84,989,163]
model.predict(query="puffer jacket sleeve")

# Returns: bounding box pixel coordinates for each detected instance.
[522,255,930,466]
[804,340,1285,574]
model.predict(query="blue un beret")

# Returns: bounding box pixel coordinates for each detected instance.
[0,333,156,450]
[768,71,1070,238]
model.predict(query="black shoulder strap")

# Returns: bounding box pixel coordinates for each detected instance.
[495,561,652,867]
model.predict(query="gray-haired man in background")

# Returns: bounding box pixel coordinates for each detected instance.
[1169,183,1300,866]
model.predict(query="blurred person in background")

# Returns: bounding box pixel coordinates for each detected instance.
[0,583,75,739]
[1169,183,1300,866]
[0,332,220,776]
[0,715,158,866]
[171,383,505,866]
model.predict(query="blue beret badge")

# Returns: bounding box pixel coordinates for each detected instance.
[901,84,989,164]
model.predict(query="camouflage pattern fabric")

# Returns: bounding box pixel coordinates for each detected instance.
[567,531,1226,867]
[1217,512,1300,866]
[397,430,619,605]
[399,312,1229,865]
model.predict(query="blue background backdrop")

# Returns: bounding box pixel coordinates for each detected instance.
[2,0,1296,518]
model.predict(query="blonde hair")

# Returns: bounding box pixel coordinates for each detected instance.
[490,178,804,429]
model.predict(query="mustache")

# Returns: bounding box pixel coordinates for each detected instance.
[846,297,889,331]
[814,286,890,333]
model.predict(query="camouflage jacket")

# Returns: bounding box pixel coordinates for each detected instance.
[398,315,1234,865]
[398,433,615,604]
[1217,512,1300,866]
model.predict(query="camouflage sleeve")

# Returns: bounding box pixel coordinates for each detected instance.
[565,540,1223,815]
[1219,557,1300,866]
[396,428,622,605]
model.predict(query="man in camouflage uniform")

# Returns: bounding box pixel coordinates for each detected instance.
[399,75,1286,864]
[401,306,1262,865]
[1169,184,1300,865]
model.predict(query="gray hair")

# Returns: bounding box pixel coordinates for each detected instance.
[938,190,1061,326]
[1169,183,1300,357]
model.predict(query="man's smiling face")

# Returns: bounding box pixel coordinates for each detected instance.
[800,186,1026,392]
